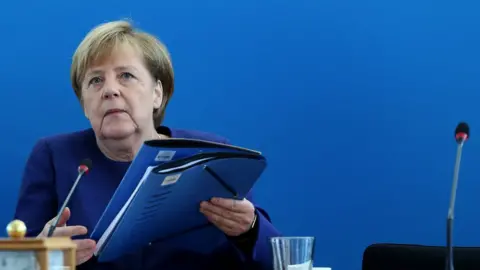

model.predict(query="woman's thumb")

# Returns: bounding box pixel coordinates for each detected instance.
[50,207,71,227]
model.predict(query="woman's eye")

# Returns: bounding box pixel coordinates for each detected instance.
[120,72,134,80]
[89,77,102,85]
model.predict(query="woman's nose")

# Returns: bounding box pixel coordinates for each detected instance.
[103,89,120,99]
[102,81,121,99]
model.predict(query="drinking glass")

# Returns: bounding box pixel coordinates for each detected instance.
[270,236,316,270]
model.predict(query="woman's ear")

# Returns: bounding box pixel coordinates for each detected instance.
[153,80,164,110]
[83,105,89,119]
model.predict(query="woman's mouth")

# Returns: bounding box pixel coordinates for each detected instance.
[105,108,127,116]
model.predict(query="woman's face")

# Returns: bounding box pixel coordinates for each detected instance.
[81,44,163,140]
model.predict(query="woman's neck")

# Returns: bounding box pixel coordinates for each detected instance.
[97,128,166,162]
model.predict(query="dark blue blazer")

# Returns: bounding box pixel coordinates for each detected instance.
[14,126,281,270]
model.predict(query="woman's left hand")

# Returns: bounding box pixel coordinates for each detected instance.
[200,197,256,237]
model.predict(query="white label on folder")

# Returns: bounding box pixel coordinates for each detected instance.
[155,150,176,161]
[162,173,181,186]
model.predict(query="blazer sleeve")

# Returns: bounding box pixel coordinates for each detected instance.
[232,192,282,269]
[14,138,57,237]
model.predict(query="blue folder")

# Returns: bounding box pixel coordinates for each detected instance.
[91,138,260,242]
[91,139,266,262]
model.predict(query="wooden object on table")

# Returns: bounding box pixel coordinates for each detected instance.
[0,219,76,269]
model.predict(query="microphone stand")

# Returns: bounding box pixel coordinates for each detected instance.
[47,168,87,237]
[446,140,465,270]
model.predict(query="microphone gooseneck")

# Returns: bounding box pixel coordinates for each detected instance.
[46,159,92,237]
[446,122,470,270]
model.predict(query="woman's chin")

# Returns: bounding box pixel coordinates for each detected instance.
[100,126,136,140]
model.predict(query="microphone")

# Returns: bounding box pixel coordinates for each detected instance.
[46,158,92,237]
[446,122,470,270]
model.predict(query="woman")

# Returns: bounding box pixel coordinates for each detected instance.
[13,20,281,270]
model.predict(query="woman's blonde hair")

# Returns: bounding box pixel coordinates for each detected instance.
[70,20,174,126]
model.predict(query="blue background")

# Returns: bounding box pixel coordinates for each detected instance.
[1,0,480,269]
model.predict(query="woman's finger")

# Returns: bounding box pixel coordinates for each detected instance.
[77,248,94,260]
[52,226,88,237]
[201,208,245,236]
[200,201,244,223]
[75,239,96,266]
[47,207,71,227]
[200,201,254,228]
[77,250,94,265]
[210,198,252,213]
[75,239,96,251]
[202,208,237,228]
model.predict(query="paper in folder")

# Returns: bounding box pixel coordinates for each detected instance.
[90,138,267,262]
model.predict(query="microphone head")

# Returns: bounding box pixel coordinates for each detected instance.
[78,158,92,174]
[455,122,470,142]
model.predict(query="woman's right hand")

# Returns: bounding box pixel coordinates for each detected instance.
[37,207,97,265]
